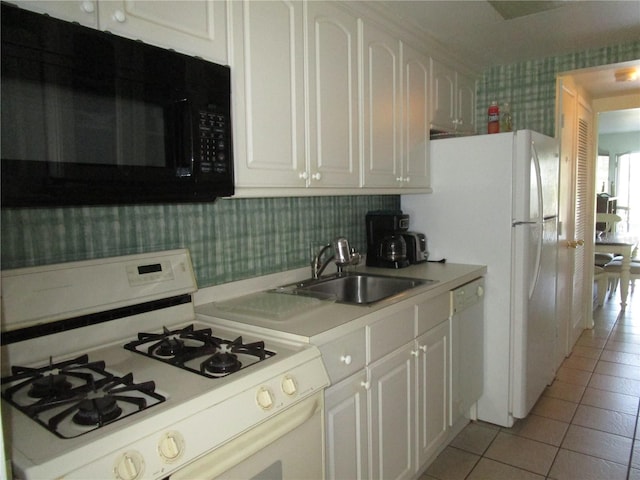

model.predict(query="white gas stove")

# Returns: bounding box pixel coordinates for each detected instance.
[1,250,328,479]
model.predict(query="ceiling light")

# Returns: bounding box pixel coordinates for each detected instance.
[614,68,638,82]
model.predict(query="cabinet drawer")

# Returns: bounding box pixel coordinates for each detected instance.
[367,305,415,363]
[416,293,450,335]
[320,328,366,384]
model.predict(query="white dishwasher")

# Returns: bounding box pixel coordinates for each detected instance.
[450,277,485,427]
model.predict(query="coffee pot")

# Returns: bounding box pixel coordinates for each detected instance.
[365,210,411,268]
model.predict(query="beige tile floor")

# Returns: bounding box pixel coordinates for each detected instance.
[422,285,640,480]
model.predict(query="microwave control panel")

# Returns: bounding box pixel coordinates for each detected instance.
[198,109,229,176]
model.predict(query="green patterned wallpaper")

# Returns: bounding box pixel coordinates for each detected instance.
[1,196,399,287]
[476,41,640,137]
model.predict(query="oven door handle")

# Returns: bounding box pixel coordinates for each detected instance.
[168,393,322,480]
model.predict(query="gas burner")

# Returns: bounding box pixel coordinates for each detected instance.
[73,395,122,426]
[202,352,242,375]
[124,325,276,378]
[1,357,165,438]
[155,337,186,357]
[29,374,73,399]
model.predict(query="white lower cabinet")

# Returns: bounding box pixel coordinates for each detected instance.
[416,319,450,469]
[323,292,454,479]
[324,372,369,480]
[369,341,415,480]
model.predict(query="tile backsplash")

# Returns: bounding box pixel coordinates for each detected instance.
[1,196,400,287]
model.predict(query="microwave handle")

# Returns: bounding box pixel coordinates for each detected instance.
[166,98,194,177]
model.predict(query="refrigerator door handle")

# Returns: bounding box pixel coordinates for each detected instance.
[528,142,545,299]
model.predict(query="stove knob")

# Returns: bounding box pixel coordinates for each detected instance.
[281,375,297,396]
[256,386,275,410]
[158,431,185,463]
[114,450,144,480]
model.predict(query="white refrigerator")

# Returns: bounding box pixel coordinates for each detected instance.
[402,130,559,428]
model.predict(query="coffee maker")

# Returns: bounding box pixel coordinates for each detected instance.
[365,210,411,268]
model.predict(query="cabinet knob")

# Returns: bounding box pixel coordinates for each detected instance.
[311,172,322,181]
[113,9,126,23]
[419,344,428,353]
[80,1,95,13]
[411,349,420,357]
[360,381,370,390]
[477,285,484,297]
[340,355,352,365]
[299,171,309,180]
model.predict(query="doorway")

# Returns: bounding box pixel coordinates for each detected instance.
[555,60,640,366]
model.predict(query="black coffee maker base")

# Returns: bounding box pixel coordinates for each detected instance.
[366,258,411,269]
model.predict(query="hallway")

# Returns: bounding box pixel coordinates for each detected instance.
[422,287,640,480]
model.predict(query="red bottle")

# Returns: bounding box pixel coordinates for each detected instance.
[488,101,500,134]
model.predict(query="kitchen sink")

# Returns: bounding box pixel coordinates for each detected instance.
[275,272,435,305]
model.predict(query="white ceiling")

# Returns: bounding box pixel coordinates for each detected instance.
[380,0,640,134]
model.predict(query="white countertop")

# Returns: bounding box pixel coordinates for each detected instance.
[195,262,486,344]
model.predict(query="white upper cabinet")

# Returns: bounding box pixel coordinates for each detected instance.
[15,1,99,27]
[360,26,430,190]
[456,74,477,134]
[306,2,360,188]
[230,0,307,189]
[430,58,477,134]
[360,21,402,189]
[231,1,359,192]
[17,1,227,64]
[401,43,430,189]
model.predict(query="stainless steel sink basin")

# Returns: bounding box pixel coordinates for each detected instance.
[276,272,435,305]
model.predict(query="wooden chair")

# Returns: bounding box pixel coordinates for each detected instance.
[603,260,640,298]
[593,266,608,307]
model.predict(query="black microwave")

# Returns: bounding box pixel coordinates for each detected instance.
[1,3,234,207]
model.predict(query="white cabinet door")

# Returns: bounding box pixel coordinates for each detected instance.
[430,58,456,132]
[415,319,450,469]
[98,1,227,63]
[430,58,477,134]
[16,1,226,62]
[306,2,360,188]
[16,1,98,27]
[402,43,430,189]
[456,73,477,134]
[369,342,414,480]
[230,0,307,188]
[325,372,369,480]
[361,21,402,188]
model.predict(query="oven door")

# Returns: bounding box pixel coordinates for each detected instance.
[169,393,324,480]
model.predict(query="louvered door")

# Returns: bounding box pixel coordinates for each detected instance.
[570,112,591,349]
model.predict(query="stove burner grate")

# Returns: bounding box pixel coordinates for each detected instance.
[124,324,276,378]
[0,355,165,438]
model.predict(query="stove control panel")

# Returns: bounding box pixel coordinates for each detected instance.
[126,260,175,286]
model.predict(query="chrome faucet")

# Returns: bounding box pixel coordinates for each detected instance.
[310,237,361,279]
